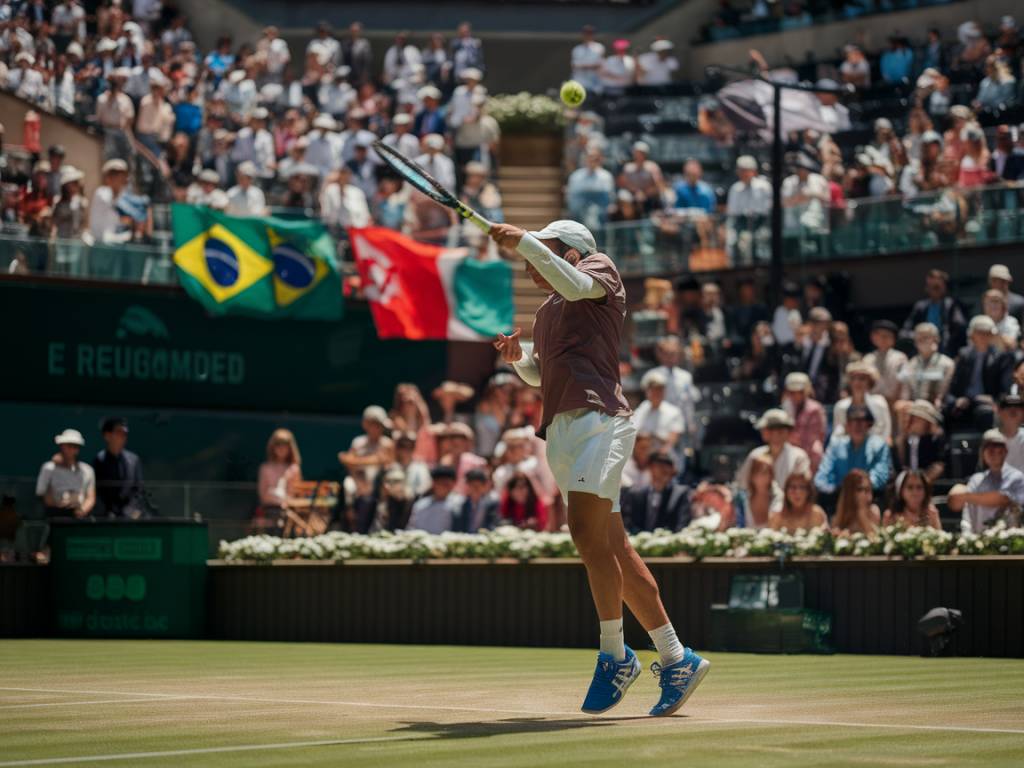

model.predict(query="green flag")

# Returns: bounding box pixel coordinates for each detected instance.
[171,204,343,321]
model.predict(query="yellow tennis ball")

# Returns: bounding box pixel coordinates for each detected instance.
[560,80,586,107]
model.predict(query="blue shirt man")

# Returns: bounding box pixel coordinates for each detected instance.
[880,39,914,83]
[814,405,891,494]
[673,159,716,213]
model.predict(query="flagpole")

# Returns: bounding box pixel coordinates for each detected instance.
[705,66,853,307]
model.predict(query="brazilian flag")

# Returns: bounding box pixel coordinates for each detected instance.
[171,204,343,321]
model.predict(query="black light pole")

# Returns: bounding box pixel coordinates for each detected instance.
[706,66,852,307]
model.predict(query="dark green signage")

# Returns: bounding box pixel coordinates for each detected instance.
[0,280,448,414]
[50,520,207,639]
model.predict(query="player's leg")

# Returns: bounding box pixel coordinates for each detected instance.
[567,490,641,714]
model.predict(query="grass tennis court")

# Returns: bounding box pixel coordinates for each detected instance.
[1,640,1022,767]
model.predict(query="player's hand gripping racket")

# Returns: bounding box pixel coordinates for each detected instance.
[373,140,493,234]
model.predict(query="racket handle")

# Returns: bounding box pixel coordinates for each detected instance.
[456,203,493,233]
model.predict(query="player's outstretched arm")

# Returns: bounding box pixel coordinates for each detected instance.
[490,224,606,302]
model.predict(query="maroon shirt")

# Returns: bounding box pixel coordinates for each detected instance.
[532,252,632,437]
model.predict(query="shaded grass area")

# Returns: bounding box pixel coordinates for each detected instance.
[0,640,1022,767]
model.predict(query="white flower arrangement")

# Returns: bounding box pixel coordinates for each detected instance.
[486,92,566,133]
[217,524,1024,563]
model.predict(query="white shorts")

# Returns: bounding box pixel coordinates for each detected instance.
[545,408,637,513]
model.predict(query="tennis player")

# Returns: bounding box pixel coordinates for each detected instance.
[490,220,709,716]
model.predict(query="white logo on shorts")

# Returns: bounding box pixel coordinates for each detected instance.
[578,476,585,483]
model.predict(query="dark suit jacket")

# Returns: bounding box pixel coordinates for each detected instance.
[621,483,692,533]
[901,296,968,357]
[92,449,144,517]
[893,433,948,474]
[991,149,1024,182]
[451,495,500,532]
[948,345,1012,402]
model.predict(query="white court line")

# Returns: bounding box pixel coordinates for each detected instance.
[0,736,420,767]
[0,698,192,711]
[2,686,1023,738]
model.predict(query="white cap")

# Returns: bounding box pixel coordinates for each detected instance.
[208,189,230,210]
[54,429,85,447]
[460,67,483,81]
[632,140,651,154]
[97,38,119,53]
[228,69,246,84]
[641,369,668,389]
[251,107,270,121]
[990,264,1012,282]
[423,133,445,150]
[736,155,758,171]
[651,39,674,52]
[66,42,84,58]
[102,158,129,174]
[59,166,85,186]
[417,85,442,101]
[392,113,412,126]
[198,168,221,184]
[236,161,257,177]
[968,314,996,335]
[312,114,337,130]
[528,219,598,256]
[362,405,393,429]
[15,52,34,65]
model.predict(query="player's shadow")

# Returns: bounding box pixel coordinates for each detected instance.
[389,716,646,741]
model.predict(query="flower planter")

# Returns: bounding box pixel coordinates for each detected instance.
[499,133,564,166]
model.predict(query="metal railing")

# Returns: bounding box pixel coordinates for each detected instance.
[594,181,1024,278]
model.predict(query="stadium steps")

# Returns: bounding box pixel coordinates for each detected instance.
[500,164,564,337]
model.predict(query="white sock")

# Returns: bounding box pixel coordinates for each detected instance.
[599,618,626,661]
[649,623,685,666]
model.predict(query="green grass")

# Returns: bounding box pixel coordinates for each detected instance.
[0,640,1022,767]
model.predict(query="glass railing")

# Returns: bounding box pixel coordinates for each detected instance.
[0,232,177,285]
[0,476,289,558]
[597,181,1024,277]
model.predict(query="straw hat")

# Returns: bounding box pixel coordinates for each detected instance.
[432,381,474,402]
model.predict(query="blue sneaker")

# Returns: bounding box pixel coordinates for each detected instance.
[649,648,710,717]
[580,645,641,714]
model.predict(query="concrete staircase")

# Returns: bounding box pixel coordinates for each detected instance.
[499,165,564,336]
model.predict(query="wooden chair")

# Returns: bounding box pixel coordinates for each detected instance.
[282,480,340,538]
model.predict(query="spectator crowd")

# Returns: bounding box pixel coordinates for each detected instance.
[1,4,503,268]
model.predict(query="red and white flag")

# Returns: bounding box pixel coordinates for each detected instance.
[349,227,514,341]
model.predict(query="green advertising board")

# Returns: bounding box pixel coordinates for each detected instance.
[0,280,448,414]
[49,520,207,638]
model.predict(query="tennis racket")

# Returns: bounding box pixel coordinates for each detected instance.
[373,140,493,233]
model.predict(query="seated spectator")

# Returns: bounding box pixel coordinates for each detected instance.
[621,432,653,491]
[735,321,779,384]
[781,372,826,473]
[632,370,685,456]
[974,55,1017,112]
[474,378,511,458]
[386,433,426,493]
[460,162,503,227]
[725,155,771,266]
[996,394,1024,473]
[815,405,892,495]
[618,141,666,214]
[863,320,907,405]
[701,283,727,350]
[771,280,803,348]
[433,380,474,426]
[990,126,1024,182]
[897,322,955,408]
[948,429,1024,534]
[370,176,409,231]
[567,148,615,229]
[883,469,942,529]
[982,290,1020,351]
[621,452,691,533]
[599,38,635,94]
[257,428,302,531]
[225,162,268,217]
[648,335,701,444]
[900,269,967,357]
[320,166,371,229]
[187,168,222,206]
[93,417,145,519]
[390,382,432,447]
[880,34,913,84]
[89,159,132,244]
[499,471,547,531]
[781,154,829,236]
[839,44,870,89]
[437,422,487,494]
[946,315,1012,431]
[672,158,715,214]
[736,408,811,491]
[339,406,395,482]
[453,94,500,179]
[815,78,851,134]
[455,468,499,532]
[769,472,827,532]
[492,426,549,499]
[957,125,993,188]
[732,453,781,530]
[893,400,947,483]
[900,131,946,197]
[727,278,770,351]
[570,24,604,94]
[382,113,421,158]
[636,39,678,87]
[407,465,462,534]
[833,362,892,443]
[36,429,95,519]
[832,469,881,536]
[798,307,837,403]
[987,264,1024,323]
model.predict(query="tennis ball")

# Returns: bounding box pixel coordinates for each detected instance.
[560,80,586,108]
